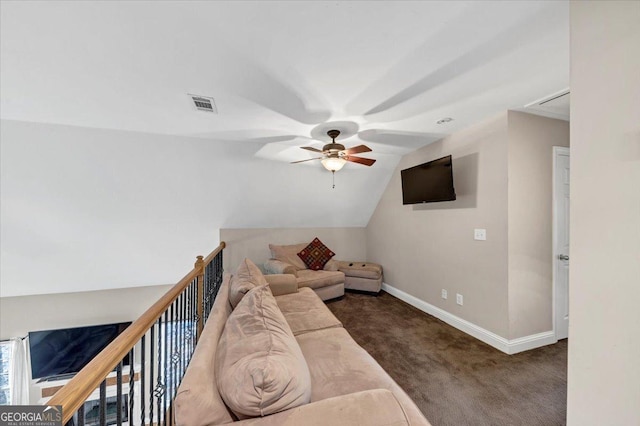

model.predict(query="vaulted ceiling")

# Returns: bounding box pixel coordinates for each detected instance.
[0,1,569,295]
[2,1,568,145]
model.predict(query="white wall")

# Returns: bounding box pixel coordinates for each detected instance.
[366,111,570,345]
[220,227,367,272]
[0,120,395,297]
[567,2,640,425]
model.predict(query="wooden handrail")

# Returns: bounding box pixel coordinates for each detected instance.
[48,241,226,423]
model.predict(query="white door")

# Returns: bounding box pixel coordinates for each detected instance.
[553,147,570,340]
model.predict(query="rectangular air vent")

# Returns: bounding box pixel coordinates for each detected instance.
[522,88,570,121]
[188,94,218,113]
[525,89,570,108]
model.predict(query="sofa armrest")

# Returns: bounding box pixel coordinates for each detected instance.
[323,259,340,271]
[234,389,412,426]
[264,274,298,296]
[264,258,298,277]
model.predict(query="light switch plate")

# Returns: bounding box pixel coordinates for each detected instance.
[456,293,464,306]
[441,289,448,299]
[474,228,487,240]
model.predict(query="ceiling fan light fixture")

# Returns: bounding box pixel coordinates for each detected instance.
[321,157,347,172]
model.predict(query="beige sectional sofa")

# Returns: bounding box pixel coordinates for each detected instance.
[175,261,431,426]
[263,243,346,301]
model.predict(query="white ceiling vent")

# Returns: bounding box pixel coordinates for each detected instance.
[520,89,570,121]
[188,94,218,113]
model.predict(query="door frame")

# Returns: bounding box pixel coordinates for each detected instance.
[552,146,570,340]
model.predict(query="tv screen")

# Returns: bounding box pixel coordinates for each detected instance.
[401,155,456,204]
[29,322,131,381]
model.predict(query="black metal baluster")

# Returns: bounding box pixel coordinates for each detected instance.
[116,361,123,425]
[191,280,196,356]
[218,251,224,291]
[209,261,214,317]
[193,280,197,343]
[168,302,175,426]
[204,263,209,319]
[149,324,155,426]
[77,402,85,426]
[181,291,186,378]
[155,318,163,426]
[163,310,169,426]
[178,292,183,381]
[190,281,194,350]
[140,334,146,426]
[128,348,134,426]
[185,283,190,366]
[210,259,215,315]
[220,250,224,279]
[173,300,178,393]
[185,285,191,369]
[99,379,107,426]
[176,296,181,383]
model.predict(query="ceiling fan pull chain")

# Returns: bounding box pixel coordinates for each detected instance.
[332,170,336,189]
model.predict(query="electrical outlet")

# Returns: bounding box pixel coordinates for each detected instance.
[474,228,487,241]
[441,289,448,299]
[456,293,464,306]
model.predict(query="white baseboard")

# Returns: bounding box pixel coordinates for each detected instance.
[381,283,557,355]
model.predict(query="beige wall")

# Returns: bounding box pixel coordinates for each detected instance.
[507,111,570,339]
[568,2,640,425]
[366,113,511,338]
[366,111,569,341]
[220,227,367,272]
[0,284,172,340]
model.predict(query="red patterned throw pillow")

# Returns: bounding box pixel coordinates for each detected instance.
[297,238,336,271]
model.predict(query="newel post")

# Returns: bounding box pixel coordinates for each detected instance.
[195,255,205,342]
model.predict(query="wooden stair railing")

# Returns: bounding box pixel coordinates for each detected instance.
[48,241,226,426]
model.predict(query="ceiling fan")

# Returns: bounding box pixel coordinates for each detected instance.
[291,129,376,173]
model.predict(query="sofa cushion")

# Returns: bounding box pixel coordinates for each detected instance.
[275,287,342,335]
[296,269,345,290]
[233,389,410,426]
[264,258,299,277]
[229,258,268,309]
[264,273,298,296]
[295,327,429,426]
[337,261,382,280]
[323,259,340,272]
[297,238,335,271]
[216,285,312,418]
[269,243,308,271]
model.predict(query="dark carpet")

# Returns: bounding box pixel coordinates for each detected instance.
[327,291,567,426]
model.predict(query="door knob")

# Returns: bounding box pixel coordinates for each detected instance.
[558,254,570,261]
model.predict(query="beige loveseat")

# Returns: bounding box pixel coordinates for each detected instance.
[174,261,431,426]
[263,243,345,301]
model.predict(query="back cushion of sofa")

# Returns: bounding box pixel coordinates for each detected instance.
[216,285,312,418]
[269,243,308,271]
[229,258,268,309]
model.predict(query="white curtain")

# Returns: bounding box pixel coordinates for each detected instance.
[9,337,30,405]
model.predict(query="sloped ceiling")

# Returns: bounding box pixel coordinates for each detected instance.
[0,1,569,296]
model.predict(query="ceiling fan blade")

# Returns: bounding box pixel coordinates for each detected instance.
[342,144,372,155]
[291,157,323,164]
[346,156,376,166]
[300,146,325,153]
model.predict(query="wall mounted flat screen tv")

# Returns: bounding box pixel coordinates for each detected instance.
[401,155,456,204]
[29,322,131,381]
